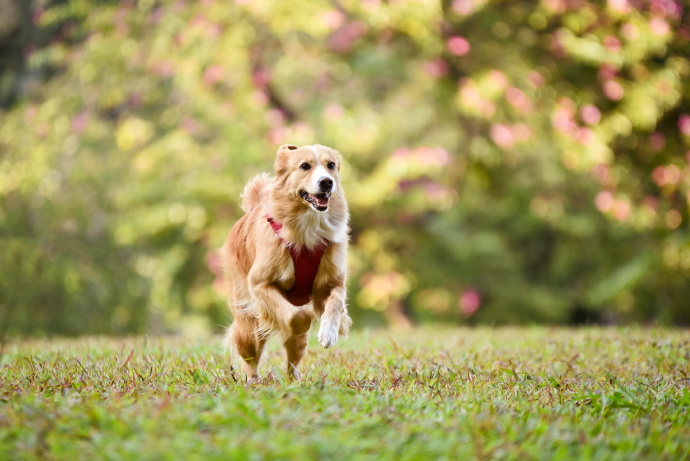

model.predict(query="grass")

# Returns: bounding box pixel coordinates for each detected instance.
[0,327,689,460]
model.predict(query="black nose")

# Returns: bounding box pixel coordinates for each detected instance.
[319,177,333,192]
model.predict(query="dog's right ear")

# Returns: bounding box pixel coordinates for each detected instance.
[274,144,299,176]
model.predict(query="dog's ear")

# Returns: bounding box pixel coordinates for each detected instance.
[274,144,299,176]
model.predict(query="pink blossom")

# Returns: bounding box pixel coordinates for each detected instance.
[642,196,659,212]
[552,108,574,133]
[149,8,165,24]
[609,0,630,13]
[488,70,508,90]
[595,191,615,212]
[491,123,514,148]
[650,17,670,36]
[604,36,622,52]
[320,10,345,30]
[621,23,639,40]
[266,127,287,145]
[460,290,481,316]
[649,131,665,150]
[652,165,680,186]
[528,71,544,88]
[179,116,198,134]
[203,65,223,85]
[513,124,532,141]
[71,112,88,134]
[580,105,601,125]
[25,106,38,121]
[32,7,44,25]
[324,104,345,120]
[459,80,481,106]
[423,59,449,78]
[266,109,286,126]
[329,21,368,53]
[577,127,594,145]
[544,0,566,13]
[613,200,630,221]
[506,87,531,112]
[592,164,612,184]
[598,63,617,82]
[423,182,447,201]
[678,115,690,136]
[603,80,624,100]
[151,61,174,77]
[206,251,223,275]
[452,0,473,15]
[447,36,471,56]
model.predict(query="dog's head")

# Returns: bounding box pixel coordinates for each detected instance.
[274,144,342,213]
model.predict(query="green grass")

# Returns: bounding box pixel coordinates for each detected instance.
[1,327,689,460]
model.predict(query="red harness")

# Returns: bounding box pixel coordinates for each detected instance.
[267,214,328,306]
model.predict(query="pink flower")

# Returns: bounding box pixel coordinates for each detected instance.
[652,165,680,186]
[678,114,690,136]
[528,71,545,88]
[452,0,473,15]
[423,59,449,78]
[598,63,617,82]
[609,0,630,13]
[320,10,345,30]
[447,36,471,56]
[604,36,622,52]
[203,65,223,85]
[603,80,624,100]
[324,104,345,120]
[580,105,601,125]
[460,290,481,316]
[595,191,615,212]
[491,123,514,148]
[506,87,531,112]
[642,196,658,212]
[649,131,665,150]
[612,200,630,221]
[71,112,88,134]
[621,23,639,40]
[650,17,670,36]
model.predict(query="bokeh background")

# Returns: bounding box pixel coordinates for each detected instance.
[1,0,689,337]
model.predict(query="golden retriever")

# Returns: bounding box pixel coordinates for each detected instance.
[221,144,352,382]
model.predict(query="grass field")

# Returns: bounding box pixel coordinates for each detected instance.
[1,327,689,460]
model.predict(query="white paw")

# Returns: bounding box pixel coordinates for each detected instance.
[318,316,339,349]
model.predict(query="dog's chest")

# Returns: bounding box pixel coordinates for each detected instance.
[276,244,327,306]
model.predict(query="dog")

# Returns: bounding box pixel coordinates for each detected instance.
[221,144,352,382]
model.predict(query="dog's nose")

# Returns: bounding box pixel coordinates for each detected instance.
[319,177,333,192]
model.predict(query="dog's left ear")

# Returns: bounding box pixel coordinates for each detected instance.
[274,144,299,177]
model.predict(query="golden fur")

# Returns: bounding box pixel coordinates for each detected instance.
[221,144,352,382]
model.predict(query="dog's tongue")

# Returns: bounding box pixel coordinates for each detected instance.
[315,193,329,206]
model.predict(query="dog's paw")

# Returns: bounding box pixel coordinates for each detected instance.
[318,316,339,348]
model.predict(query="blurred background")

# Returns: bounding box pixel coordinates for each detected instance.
[1,0,689,337]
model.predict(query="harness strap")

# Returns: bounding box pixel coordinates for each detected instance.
[267,214,328,306]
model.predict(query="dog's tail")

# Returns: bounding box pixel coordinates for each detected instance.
[240,173,271,212]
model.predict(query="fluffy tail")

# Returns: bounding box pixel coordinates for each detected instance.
[240,173,271,212]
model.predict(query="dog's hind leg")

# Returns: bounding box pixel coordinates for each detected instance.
[284,333,308,381]
[229,315,267,384]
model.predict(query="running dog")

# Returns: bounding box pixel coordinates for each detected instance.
[221,144,352,382]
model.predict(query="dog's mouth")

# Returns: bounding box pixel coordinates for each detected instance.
[299,190,330,211]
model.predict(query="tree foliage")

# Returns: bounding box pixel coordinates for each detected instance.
[1,0,689,336]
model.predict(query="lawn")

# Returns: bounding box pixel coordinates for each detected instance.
[1,327,688,460]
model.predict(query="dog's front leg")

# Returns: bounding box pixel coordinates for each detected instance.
[248,274,314,341]
[315,285,352,348]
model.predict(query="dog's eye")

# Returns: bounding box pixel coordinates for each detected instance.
[327,162,336,170]
[300,163,311,171]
